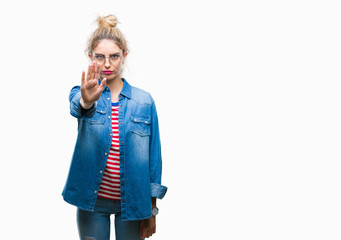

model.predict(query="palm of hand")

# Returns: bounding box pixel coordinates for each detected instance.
[81,61,107,106]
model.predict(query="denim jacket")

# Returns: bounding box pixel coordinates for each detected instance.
[62,78,167,221]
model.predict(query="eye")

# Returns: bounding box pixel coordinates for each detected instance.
[110,54,119,60]
[95,55,104,60]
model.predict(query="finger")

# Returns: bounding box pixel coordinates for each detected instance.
[88,62,93,82]
[144,228,151,238]
[81,71,85,87]
[143,231,148,238]
[89,62,93,80]
[98,78,107,91]
[96,63,101,80]
[86,64,91,83]
[91,61,96,80]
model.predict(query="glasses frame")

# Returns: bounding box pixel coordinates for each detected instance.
[92,52,123,65]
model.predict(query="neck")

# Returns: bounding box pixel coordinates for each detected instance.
[102,75,124,102]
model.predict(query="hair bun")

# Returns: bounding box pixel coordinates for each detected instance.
[97,15,118,28]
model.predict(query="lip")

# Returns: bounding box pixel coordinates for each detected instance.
[102,70,113,75]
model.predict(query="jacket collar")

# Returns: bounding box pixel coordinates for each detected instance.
[100,78,131,99]
[119,78,131,99]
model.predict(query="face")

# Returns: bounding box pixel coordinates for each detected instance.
[89,39,127,81]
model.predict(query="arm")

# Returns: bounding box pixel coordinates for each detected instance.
[139,99,167,239]
[149,99,167,199]
[152,197,157,208]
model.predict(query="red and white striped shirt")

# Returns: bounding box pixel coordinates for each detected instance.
[98,102,121,200]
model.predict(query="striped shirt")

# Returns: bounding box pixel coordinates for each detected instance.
[98,102,121,200]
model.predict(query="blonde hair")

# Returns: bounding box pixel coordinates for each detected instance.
[86,14,128,55]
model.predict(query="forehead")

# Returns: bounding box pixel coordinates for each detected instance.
[93,39,122,53]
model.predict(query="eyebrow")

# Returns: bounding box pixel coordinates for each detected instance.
[94,52,121,55]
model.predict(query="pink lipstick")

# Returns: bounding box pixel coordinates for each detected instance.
[102,70,113,75]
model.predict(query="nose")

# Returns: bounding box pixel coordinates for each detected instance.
[104,57,111,68]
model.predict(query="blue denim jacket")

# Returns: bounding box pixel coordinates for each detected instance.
[62,78,167,221]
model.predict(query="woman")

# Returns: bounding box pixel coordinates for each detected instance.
[62,14,167,240]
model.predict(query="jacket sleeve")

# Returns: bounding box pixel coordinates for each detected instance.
[69,86,97,118]
[149,98,167,199]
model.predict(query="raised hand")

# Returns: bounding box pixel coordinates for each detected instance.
[80,61,107,109]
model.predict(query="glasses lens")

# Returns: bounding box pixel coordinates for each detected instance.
[93,54,121,64]
[94,55,104,64]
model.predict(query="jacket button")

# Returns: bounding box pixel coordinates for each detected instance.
[108,116,111,119]
[121,160,124,164]
[94,190,97,193]
[122,199,126,203]
[100,170,103,174]
[121,141,124,144]
[105,152,108,156]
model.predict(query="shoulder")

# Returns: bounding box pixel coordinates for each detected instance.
[130,85,154,105]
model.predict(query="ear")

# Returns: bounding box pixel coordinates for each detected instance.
[88,52,92,61]
[122,51,128,64]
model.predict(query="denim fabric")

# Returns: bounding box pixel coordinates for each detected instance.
[77,198,143,240]
[62,78,167,221]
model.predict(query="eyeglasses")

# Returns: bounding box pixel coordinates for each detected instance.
[92,53,122,64]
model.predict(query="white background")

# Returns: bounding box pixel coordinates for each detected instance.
[0,0,340,239]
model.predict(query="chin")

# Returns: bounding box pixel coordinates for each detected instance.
[101,73,121,81]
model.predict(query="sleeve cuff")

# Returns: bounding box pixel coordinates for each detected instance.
[70,92,96,118]
[151,183,168,199]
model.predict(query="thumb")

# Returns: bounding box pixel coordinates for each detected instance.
[99,78,107,90]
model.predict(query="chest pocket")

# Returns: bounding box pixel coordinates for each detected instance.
[84,108,106,125]
[131,115,151,136]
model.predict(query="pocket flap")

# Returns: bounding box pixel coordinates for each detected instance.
[131,115,151,125]
[96,109,106,115]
